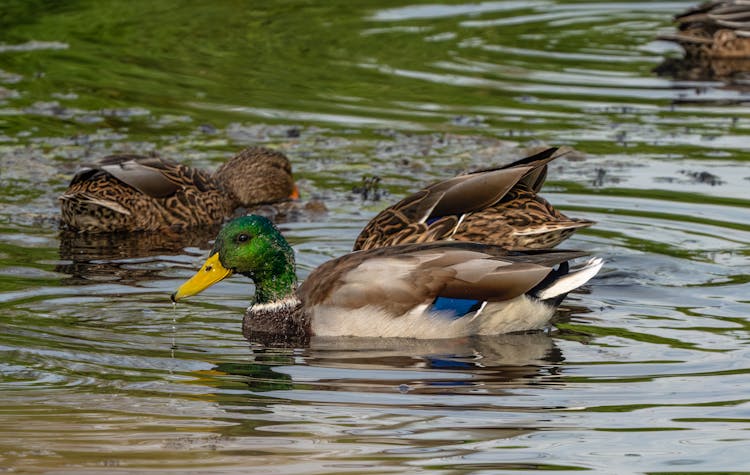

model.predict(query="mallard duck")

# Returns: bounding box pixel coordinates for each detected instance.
[171,215,603,344]
[59,147,298,233]
[354,147,594,251]
[656,1,750,79]
[664,1,750,58]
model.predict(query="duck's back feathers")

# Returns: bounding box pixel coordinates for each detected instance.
[60,155,230,233]
[72,155,216,198]
[456,187,593,249]
[299,242,587,315]
[657,1,750,68]
[112,155,217,194]
[674,0,750,42]
[354,147,593,251]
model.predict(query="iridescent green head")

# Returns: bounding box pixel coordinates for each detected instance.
[171,215,297,304]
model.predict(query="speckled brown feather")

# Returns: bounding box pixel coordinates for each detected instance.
[354,147,593,251]
[660,1,750,59]
[453,185,592,249]
[60,147,295,233]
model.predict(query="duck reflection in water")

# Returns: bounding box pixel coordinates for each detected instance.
[56,225,221,285]
[204,332,579,398]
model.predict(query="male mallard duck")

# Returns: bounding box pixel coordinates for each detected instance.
[60,147,298,233]
[171,215,603,344]
[656,1,750,79]
[354,147,593,251]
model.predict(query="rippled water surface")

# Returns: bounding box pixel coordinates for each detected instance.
[2,1,750,473]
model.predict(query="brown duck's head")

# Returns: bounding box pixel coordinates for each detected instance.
[213,147,298,207]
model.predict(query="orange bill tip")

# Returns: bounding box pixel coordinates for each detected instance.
[289,183,300,200]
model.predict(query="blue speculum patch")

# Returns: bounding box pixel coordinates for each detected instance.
[431,296,483,318]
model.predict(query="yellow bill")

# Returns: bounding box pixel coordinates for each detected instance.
[171,253,233,302]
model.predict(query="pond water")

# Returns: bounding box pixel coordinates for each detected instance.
[2,1,750,473]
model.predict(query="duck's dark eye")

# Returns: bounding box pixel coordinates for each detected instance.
[237,233,250,243]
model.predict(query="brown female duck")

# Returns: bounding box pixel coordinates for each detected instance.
[60,147,298,233]
[666,1,750,58]
[354,147,593,251]
[657,1,750,78]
